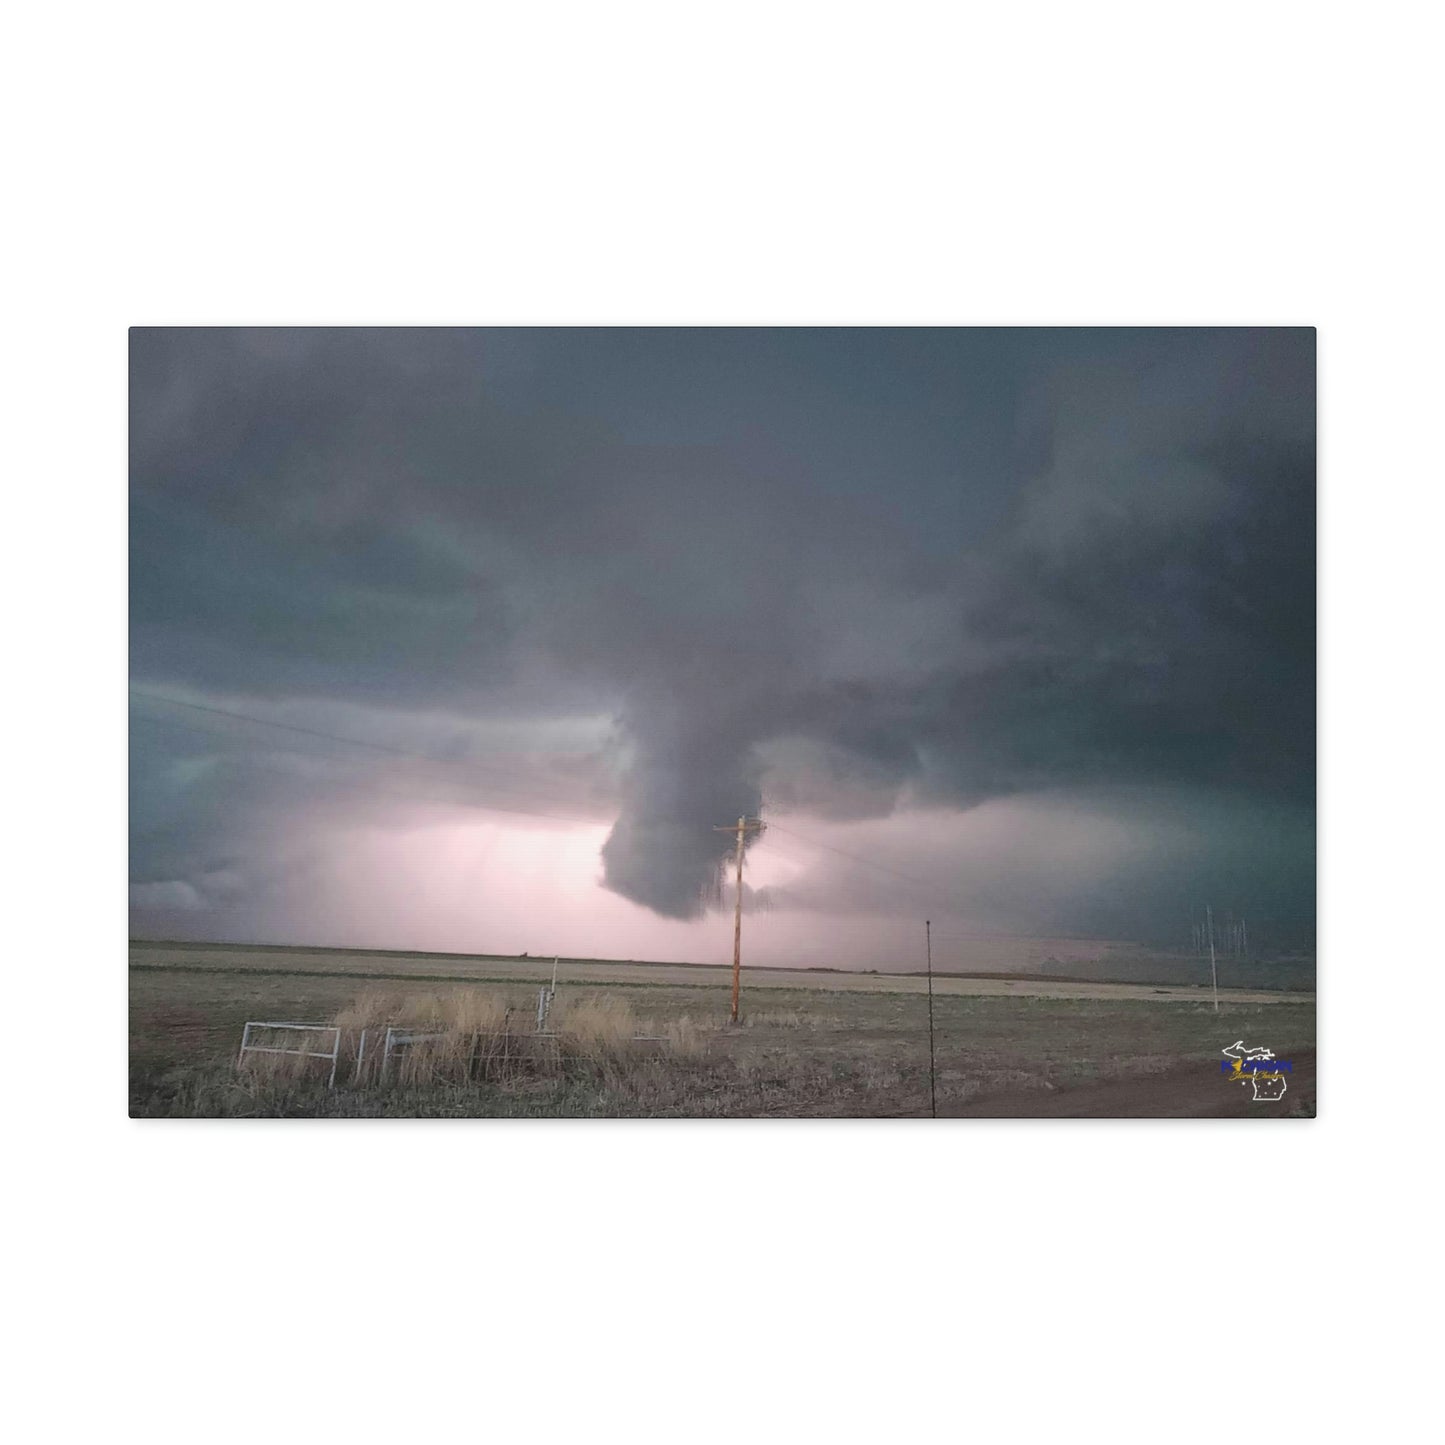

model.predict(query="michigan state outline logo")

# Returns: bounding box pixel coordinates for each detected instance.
[1220,1041,1292,1102]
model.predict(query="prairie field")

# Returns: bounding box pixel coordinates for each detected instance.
[130,941,1316,1119]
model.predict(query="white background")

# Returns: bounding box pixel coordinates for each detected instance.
[5,3,1441,1442]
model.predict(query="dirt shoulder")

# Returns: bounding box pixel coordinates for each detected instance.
[942,1048,1317,1118]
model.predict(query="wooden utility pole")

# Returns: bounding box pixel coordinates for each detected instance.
[925,919,937,1118]
[1207,904,1219,1013]
[713,815,765,1023]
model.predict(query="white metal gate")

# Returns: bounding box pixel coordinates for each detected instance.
[237,1021,343,1088]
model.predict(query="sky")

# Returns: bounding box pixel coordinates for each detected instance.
[129,328,1315,968]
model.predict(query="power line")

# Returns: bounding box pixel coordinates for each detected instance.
[763,817,1009,939]
[762,818,942,897]
[131,688,984,919]
[129,687,608,827]
[153,729,604,830]
[133,687,482,764]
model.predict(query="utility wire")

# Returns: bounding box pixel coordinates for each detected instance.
[132,688,976,911]
[762,818,942,897]
[129,687,609,827]
[134,689,416,756]
[762,817,990,934]
[139,713,606,829]
[134,687,497,766]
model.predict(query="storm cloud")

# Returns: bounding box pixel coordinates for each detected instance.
[130,328,1314,951]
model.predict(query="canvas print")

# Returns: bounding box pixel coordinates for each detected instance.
[129,327,1315,1118]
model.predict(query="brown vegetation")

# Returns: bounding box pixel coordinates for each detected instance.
[133,963,1318,1118]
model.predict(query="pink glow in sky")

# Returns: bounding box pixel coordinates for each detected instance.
[131,789,1233,971]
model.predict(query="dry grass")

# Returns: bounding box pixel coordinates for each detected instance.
[134,965,1317,1118]
[660,1015,710,1059]
[331,989,397,1033]
[234,1023,342,1085]
[743,1009,811,1030]
[343,989,537,1087]
[551,993,640,1047]
[236,985,709,1092]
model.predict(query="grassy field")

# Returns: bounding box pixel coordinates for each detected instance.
[130,939,1307,1002]
[130,941,1316,1118]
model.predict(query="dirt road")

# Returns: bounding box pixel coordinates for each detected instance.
[943,1049,1316,1117]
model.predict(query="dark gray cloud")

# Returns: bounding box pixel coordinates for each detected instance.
[131,327,1313,940]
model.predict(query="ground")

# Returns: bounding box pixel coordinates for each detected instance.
[129,942,1317,1119]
